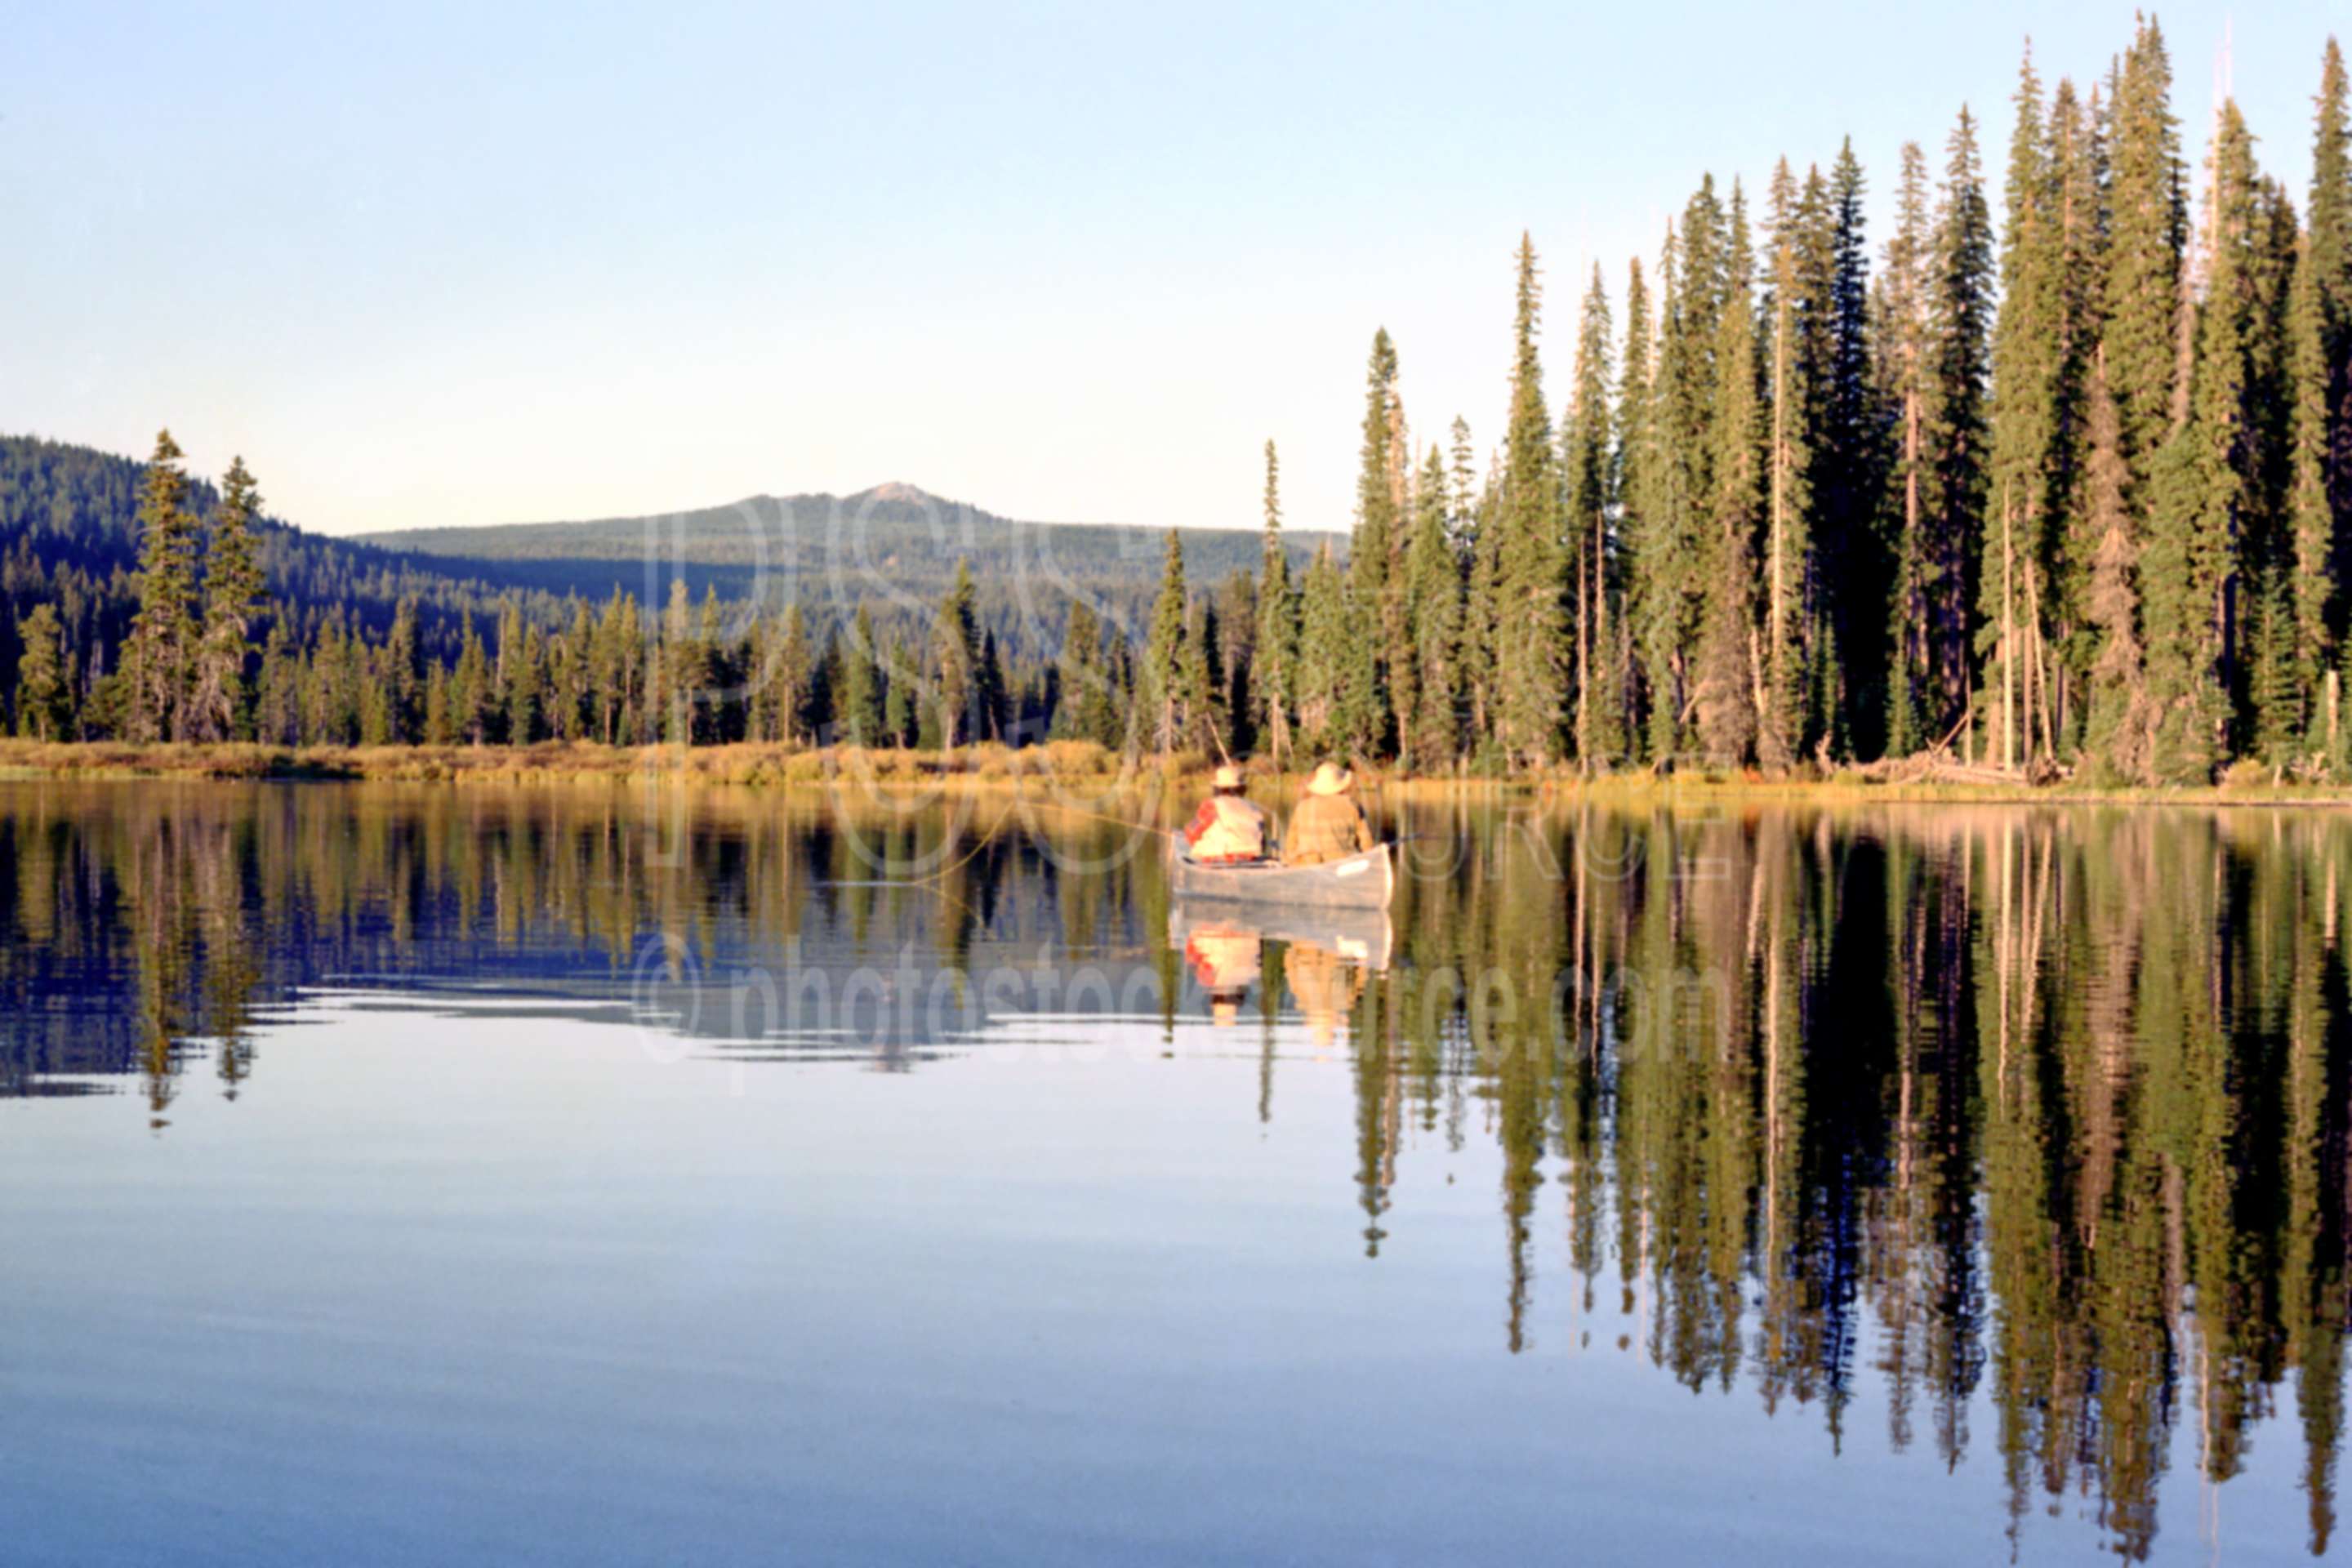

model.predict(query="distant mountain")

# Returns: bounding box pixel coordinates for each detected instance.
[2,439,1343,666]
[357,483,1343,640]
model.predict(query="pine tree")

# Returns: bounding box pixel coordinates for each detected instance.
[424,661,453,746]
[1563,264,1623,768]
[776,603,813,746]
[496,598,538,745]
[547,599,590,742]
[1254,440,1298,764]
[356,639,393,746]
[1883,141,1936,755]
[13,603,73,741]
[1983,50,2065,770]
[256,616,302,746]
[2105,16,2185,495]
[599,590,646,746]
[453,616,491,746]
[1350,331,1403,754]
[697,586,733,743]
[1295,543,1347,752]
[1761,160,1818,768]
[976,626,1009,743]
[2315,40,2352,615]
[2290,41,2352,767]
[1181,600,1223,755]
[387,597,425,744]
[883,637,917,748]
[2079,366,2148,777]
[1055,598,1107,745]
[123,430,201,742]
[1618,257,1669,759]
[1929,109,1995,757]
[1692,185,1762,766]
[838,603,882,746]
[1217,569,1258,755]
[1139,531,1190,755]
[2049,74,2112,757]
[189,455,265,742]
[1494,232,1566,767]
[1645,187,1733,760]
[928,560,981,748]
[1403,442,1464,771]
[1822,139,1882,753]
[1330,572,1384,759]
[657,581,696,746]
[2144,101,2259,782]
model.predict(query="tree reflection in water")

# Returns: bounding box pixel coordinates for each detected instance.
[2,781,2349,1557]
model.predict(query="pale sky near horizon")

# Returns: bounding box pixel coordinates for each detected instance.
[2,2,2336,540]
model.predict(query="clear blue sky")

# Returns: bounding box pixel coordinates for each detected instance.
[2,2,2336,538]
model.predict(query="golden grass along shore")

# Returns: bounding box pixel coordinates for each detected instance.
[7,737,2352,809]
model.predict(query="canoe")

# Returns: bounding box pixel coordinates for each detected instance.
[1166,840,1395,911]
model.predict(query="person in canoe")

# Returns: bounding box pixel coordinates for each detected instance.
[1180,763,1271,863]
[1283,760,1374,866]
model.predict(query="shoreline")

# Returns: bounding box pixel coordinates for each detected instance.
[2,739,2351,808]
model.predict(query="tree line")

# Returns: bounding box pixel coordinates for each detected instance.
[11,430,1102,750]
[1140,20,2352,782]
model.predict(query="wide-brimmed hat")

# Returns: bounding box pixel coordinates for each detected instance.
[1307,760,1352,795]
[1213,763,1245,790]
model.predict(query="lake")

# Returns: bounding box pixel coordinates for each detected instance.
[1,778,2342,1564]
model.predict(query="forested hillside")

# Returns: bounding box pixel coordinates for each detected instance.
[0,434,566,678]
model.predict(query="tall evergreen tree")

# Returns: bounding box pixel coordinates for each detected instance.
[1983,51,2066,770]
[1403,442,1464,771]
[2049,74,2113,757]
[1692,185,1762,766]
[776,603,814,746]
[1139,531,1190,755]
[2143,100,2261,782]
[1254,439,1298,764]
[1762,161,1819,768]
[2105,17,2186,497]
[13,603,73,741]
[1882,141,1933,755]
[1928,109,1996,757]
[1822,139,1882,753]
[189,455,265,742]
[1351,330,1403,753]
[2314,40,2352,621]
[1564,264,1624,768]
[837,603,883,746]
[1494,232,1566,767]
[1295,543,1348,753]
[123,430,200,742]
[1617,256,1668,759]
[387,597,425,744]
[2079,366,2149,777]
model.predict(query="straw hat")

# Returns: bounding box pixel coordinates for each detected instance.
[1307,760,1352,795]
[1213,763,1245,790]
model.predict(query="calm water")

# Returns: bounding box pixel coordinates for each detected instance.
[2,780,2345,1564]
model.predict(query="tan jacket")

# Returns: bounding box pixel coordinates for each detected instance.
[1284,793,1374,866]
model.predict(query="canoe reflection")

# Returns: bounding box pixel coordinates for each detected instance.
[1170,901,1394,1039]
